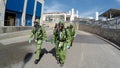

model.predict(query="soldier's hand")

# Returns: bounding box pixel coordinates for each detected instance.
[43,40,46,43]
[66,45,70,49]
[51,40,53,44]
[51,42,54,45]
[74,34,77,37]
[44,39,47,42]
[43,39,47,43]
[35,39,37,42]
[28,40,32,44]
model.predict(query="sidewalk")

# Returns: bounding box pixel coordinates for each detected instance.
[0,30,31,40]
[0,30,31,45]
[0,27,53,45]
[0,35,29,45]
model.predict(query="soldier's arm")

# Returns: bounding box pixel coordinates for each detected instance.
[28,29,35,43]
[42,26,47,41]
[73,27,76,36]
[53,29,56,41]
[29,29,34,40]
[66,29,71,43]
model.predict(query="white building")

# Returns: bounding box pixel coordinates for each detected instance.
[0,0,44,26]
[95,12,99,21]
[43,8,79,23]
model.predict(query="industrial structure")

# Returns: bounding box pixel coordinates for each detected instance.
[0,0,44,26]
[43,8,79,23]
[99,8,120,29]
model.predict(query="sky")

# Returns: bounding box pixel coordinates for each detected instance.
[44,0,120,18]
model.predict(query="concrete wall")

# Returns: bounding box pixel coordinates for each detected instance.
[0,26,33,34]
[0,0,7,26]
[78,24,120,45]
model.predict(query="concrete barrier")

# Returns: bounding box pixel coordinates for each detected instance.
[78,24,120,46]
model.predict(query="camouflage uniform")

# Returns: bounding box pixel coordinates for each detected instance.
[54,22,70,65]
[29,19,46,64]
[53,23,59,61]
[69,24,75,47]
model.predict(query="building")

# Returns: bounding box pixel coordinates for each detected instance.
[0,0,44,26]
[99,8,120,29]
[95,12,99,21]
[43,8,79,23]
[99,8,120,20]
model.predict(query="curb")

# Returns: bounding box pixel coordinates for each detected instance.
[78,30,120,50]
[94,34,120,50]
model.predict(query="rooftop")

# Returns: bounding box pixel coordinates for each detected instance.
[99,8,120,18]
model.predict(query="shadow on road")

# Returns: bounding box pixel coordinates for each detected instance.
[22,48,48,68]
[22,52,33,68]
[41,48,48,54]
[34,48,48,64]
[24,53,33,64]
[48,48,56,58]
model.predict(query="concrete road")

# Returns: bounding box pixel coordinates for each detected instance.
[0,30,120,68]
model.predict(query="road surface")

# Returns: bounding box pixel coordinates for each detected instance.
[0,30,120,68]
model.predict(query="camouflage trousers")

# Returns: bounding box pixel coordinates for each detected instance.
[35,40,43,60]
[55,41,67,64]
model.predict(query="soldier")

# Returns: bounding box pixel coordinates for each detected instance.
[66,26,72,49]
[53,23,59,44]
[69,24,75,47]
[29,19,46,64]
[53,23,59,61]
[55,21,70,66]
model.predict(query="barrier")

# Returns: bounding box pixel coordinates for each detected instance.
[78,24,120,46]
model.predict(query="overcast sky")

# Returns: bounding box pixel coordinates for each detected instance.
[44,0,120,18]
